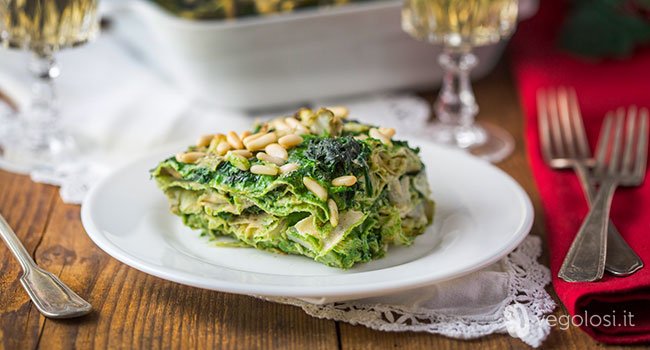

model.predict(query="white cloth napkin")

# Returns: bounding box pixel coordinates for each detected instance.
[0,27,554,347]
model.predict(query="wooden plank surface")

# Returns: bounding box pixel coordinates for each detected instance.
[0,61,645,349]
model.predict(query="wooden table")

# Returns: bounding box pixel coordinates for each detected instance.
[0,61,642,350]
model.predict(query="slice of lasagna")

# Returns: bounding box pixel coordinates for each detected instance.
[151,107,434,268]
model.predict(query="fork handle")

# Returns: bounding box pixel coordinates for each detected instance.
[0,213,92,318]
[0,213,38,272]
[574,165,643,276]
[559,179,618,282]
[606,223,644,275]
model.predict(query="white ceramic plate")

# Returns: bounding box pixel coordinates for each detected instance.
[81,139,533,303]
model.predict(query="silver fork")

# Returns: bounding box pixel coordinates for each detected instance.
[558,108,649,282]
[537,88,644,276]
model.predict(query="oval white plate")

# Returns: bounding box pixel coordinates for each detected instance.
[81,139,533,303]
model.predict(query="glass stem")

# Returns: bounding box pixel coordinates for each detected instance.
[24,51,61,151]
[434,48,479,128]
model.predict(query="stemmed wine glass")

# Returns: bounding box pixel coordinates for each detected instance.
[402,0,518,162]
[0,0,99,171]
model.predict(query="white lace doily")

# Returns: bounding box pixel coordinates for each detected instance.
[266,235,554,348]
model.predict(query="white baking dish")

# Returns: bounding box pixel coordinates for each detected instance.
[109,0,537,110]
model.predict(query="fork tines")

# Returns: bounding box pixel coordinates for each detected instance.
[537,87,592,167]
[594,107,649,184]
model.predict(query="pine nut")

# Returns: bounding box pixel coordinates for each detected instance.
[251,164,278,176]
[285,116,310,134]
[328,106,349,119]
[242,131,265,143]
[208,134,225,151]
[175,153,184,163]
[245,132,277,151]
[226,151,250,171]
[285,117,301,128]
[369,128,392,147]
[378,127,396,139]
[279,163,299,174]
[328,199,339,227]
[256,152,285,166]
[272,118,291,132]
[240,130,252,140]
[208,134,226,152]
[216,141,232,156]
[294,124,310,135]
[354,134,368,141]
[196,134,214,148]
[175,152,206,164]
[227,131,244,149]
[303,177,327,202]
[265,143,288,160]
[332,175,357,187]
[278,134,303,148]
[230,149,252,158]
[343,122,370,133]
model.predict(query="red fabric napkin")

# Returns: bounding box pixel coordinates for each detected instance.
[509,0,650,344]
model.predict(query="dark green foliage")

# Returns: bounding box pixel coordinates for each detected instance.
[285,211,310,226]
[150,0,374,20]
[560,0,650,58]
[186,167,213,184]
[242,206,264,215]
[303,136,369,178]
[393,140,419,154]
[214,161,274,192]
